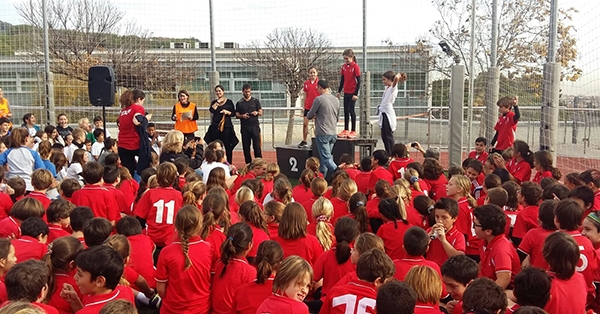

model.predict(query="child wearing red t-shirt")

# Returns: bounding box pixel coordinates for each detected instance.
[338,153,360,181]
[367,150,394,195]
[44,236,84,314]
[335,48,361,139]
[238,201,270,262]
[265,178,294,206]
[26,168,53,210]
[404,167,427,202]
[116,216,157,289]
[155,205,213,314]
[491,96,519,153]
[461,278,508,314]
[314,217,358,297]
[331,179,357,224]
[83,217,112,247]
[474,205,521,290]
[264,200,284,239]
[579,169,600,211]
[117,167,139,211]
[532,151,561,184]
[355,157,373,195]
[440,255,479,314]
[468,137,489,164]
[543,232,588,314]
[102,166,131,216]
[0,238,16,304]
[332,233,386,289]
[60,246,135,313]
[11,217,48,262]
[320,249,395,314]
[510,267,552,312]
[465,160,485,200]
[308,197,334,252]
[404,266,445,314]
[388,143,414,181]
[298,67,319,148]
[232,158,267,194]
[5,260,60,314]
[255,256,312,314]
[423,158,448,201]
[211,223,257,314]
[582,211,600,312]
[232,240,284,314]
[0,198,44,239]
[517,200,556,269]
[200,193,231,267]
[348,193,370,233]
[172,157,189,190]
[182,180,207,209]
[512,182,543,247]
[375,281,418,314]
[261,162,280,202]
[495,140,533,184]
[69,206,94,246]
[366,180,396,223]
[446,175,478,258]
[71,162,120,225]
[46,199,73,243]
[273,203,324,267]
[231,186,254,213]
[301,177,327,224]
[135,162,183,248]
[426,198,466,267]
[58,178,80,203]
[293,169,315,206]
[376,198,412,260]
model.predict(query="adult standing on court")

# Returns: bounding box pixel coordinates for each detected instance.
[378,71,407,155]
[171,89,199,142]
[0,87,12,119]
[118,89,150,177]
[204,85,239,163]
[307,79,339,177]
[236,83,262,164]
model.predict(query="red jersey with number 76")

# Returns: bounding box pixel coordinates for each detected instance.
[134,187,183,246]
[319,281,377,314]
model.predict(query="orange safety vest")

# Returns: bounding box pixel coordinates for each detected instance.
[174,102,198,134]
[0,98,10,118]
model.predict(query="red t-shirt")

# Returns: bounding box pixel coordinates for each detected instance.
[256,293,310,314]
[273,235,324,267]
[544,271,587,314]
[211,258,257,314]
[320,281,377,314]
[248,224,270,258]
[368,167,394,193]
[468,150,489,164]
[47,224,70,243]
[261,179,274,203]
[388,158,414,181]
[344,168,360,182]
[593,190,600,211]
[134,187,183,246]
[292,185,313,206]
[232,278,274,314]
[414,303,443,314]
[0,279,5,304]
[267,223,279,239]
[512,205,539,239]
[307,221,333,241]
[78,285,135,314]
[127,234,156,288]
[470,173,485,199]
[494,111,517,151]
[232,173,256,194]
[205,227,226,269]
[11,236,46,262]
[71,185,120,223]
[365,197,382,219]
[393,256,448,299]
[48,271,81,314]
[118,104,145,150]
[355,172,371,194]
[313,248,356,297]
[340,62,361,94]
[424,176,448,201]
[118,179,139,212]
[301,196,320,224]
[0,217,20,239]
[26,191,51,210]
[425,226,466,267]
[454,198,473,239]
[507,158,532,184]
[304,79,320,110]
[518,227,553,269]
[104,185,131,216]
[32,302,59,314]
[567,231,598,296]
[532,170,553,184]
[155,236,213,314]
[406,204,426,229]
[0,193,12,221]
[479,235,521,286]
[376,220,412,260]
[330,197,349,224]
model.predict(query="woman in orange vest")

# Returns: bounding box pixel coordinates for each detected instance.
[171,89,199,141]
[0,87,12,118]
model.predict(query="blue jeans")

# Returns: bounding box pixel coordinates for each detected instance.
[315,134,338,177]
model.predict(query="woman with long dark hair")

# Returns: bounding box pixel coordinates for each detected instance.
[117,89,150,176]
[204,85,238,163]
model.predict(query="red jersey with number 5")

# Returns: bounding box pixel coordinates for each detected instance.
[134,187,183,246]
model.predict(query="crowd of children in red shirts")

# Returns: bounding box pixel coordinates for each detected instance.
[1,95,600,314]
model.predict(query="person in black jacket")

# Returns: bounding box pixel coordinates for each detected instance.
[159,130,202,169]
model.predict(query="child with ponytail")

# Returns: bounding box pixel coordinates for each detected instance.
[305,157,323,178]
[238,200,270,262]
[182,180,207,209]
[333,232,385,287]
[261,162,280,202]
[232,240,284,314]
[301,177,327,224]
[264,178,294,206]
[348,192,370,233]
[366,180,397,233]
[377,198,411,260]
[532,150,562,183]
[330,178,358,224]
[211,223,256,314]
[394,179,424,228]
[404,167,425,199]
[493,139,533,184]
[156,205,213,314]
[200,193,232,264]
[231,186,254,213]
[308,197,334,251]
[446,174,479,257]
[264,200,285,239]
[293,169,315,205]
[314,217,360,296]
[44,237,84,314]
[255,255,312,314]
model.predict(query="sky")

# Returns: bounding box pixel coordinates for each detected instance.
[0,0,598,95]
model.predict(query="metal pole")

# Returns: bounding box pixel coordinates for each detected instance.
[208,0,219,100]
[359,0,369,155]
[540,0,560,163]
[483,0,500,142]
[466,0,476,152]
[42,0,55,125]
[449,63,466,168]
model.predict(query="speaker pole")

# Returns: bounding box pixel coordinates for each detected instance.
[103,105,107,140]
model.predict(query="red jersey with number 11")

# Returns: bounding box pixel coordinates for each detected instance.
[134,187,183,246]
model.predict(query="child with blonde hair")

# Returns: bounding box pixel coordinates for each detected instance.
[306,157,323,178]
[308,197,334,251]
[301,177,327,224]
[330,179,357,224]
[255,256,313,313]
[446,175,478,258]
[231,186,254,213]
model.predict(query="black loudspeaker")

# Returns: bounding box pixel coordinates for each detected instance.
[88,66,116,106]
